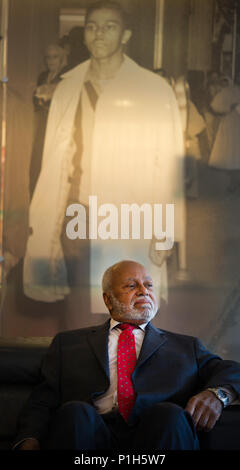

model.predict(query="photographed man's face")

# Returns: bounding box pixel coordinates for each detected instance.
[84,8,131,61]
[104,262,158,325]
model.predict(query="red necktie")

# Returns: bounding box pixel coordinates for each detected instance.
[117,323,137,422]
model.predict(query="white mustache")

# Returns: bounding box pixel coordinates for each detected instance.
[132,296,154,308]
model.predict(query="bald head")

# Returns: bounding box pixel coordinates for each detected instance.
[102,260,158,325]
[102,260,143,293]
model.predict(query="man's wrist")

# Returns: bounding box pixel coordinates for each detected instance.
[206,386,237,408]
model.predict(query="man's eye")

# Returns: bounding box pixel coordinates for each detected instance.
[105,24,117,31]
[85,24,96,32]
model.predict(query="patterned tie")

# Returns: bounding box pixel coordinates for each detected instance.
[117,323,137,422]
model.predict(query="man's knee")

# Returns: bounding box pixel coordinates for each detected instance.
[141,402,189,427]
[135,402,198,450]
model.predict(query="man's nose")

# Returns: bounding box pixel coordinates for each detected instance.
[95,26,105,38]
[136,284,148,295]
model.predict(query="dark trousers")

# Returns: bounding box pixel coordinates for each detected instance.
[45,401,199,450]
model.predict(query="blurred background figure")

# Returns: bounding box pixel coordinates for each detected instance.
[29,44,68,199]
[174,75,206,199]
[154,70,207,198]
[58,34,72,67]
[172,75,207,282]
[154,70,204,280]
[208,74,240,194]
[202,71,221,154]
[61,26,89,70]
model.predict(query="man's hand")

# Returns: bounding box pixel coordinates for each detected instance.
[18,438,40,450]
[185,390,223,432]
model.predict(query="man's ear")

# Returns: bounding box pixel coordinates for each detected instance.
[103,292,113,312]
[121,29,132,45]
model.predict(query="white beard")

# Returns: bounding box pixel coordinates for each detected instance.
[110,293,158,323]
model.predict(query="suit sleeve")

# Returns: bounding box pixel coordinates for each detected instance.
[13,334,62,446]
[194,338,240,397]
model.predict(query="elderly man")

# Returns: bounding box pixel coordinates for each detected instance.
[23,1,185,327]
[15,260,240,450]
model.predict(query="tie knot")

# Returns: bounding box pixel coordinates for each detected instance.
[118,323,137,333]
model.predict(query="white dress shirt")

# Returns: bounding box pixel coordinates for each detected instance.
[93,319,147,415]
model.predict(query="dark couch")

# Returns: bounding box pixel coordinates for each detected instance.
[0,336,52,449]
[0,336,240,450]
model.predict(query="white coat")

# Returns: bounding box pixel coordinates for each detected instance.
[23,56,185,303]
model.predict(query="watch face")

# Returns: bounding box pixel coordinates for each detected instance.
[208,388,230,406]
[217,389,230,406]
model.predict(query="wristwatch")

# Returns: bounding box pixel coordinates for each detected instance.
[207,388,230,408]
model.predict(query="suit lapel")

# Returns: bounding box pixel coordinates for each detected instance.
[87,320,166,379]
[87,320,110,380]
[135,322,167,370]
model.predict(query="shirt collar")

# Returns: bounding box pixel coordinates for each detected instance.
[110,318,147,331]
[84,56,126,93]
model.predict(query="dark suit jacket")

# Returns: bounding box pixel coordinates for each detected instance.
[15,320,240,444]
